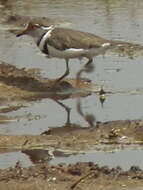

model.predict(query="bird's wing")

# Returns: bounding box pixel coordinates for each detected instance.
[46,28,110,50]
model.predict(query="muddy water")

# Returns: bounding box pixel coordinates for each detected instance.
[0,0,143,171]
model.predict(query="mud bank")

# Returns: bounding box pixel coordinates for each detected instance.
[0,119,143,152]
[0,162,143,190]
[0,61,97,104]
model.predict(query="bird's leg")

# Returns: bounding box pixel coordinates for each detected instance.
[55,59,69,83]
[55,99,71,125]
[84,58,94,73]
[76,98,95,127]
[84,58,93,69]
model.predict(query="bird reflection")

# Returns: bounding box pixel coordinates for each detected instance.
[22,149,54,163]
[0,62,99,130]
[76,98,95,127]
[41,87,96,136]
[75,57,96,127]
[54,100,71,125]
[22,148,73,164]
[41,63,96,134]
[41,99,82,136]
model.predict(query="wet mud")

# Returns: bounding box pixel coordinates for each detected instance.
[0,162,143,190]
[0,61,95,102]
[0,119,143,151]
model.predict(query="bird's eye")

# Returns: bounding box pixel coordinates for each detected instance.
[33,24,40,29]
[23,23,29,29]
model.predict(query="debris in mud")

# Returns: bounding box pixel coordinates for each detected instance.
[0,115,16,123]
[0,162,143,190]
[112,41,143,59]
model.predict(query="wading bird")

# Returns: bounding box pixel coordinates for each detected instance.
[17,22,115,82]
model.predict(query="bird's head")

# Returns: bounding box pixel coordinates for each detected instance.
[16,22,41,37]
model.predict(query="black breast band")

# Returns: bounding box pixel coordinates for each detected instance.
[37,32,46,46]
[42,40,49,55]
[37,32,49,55]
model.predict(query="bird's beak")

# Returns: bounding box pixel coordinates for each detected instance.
[16,23,29,37]
[16,29,27,37]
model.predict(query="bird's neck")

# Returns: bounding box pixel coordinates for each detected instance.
[29,28,47,45]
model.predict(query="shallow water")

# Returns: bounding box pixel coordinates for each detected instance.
[0,151,33,169]
[50,149,143,170]
[0,0,143,169]
[0,148,143,170]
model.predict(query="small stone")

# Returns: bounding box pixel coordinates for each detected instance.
[52,177,56,181]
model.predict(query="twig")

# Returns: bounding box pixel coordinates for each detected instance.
[70,171,95,189]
